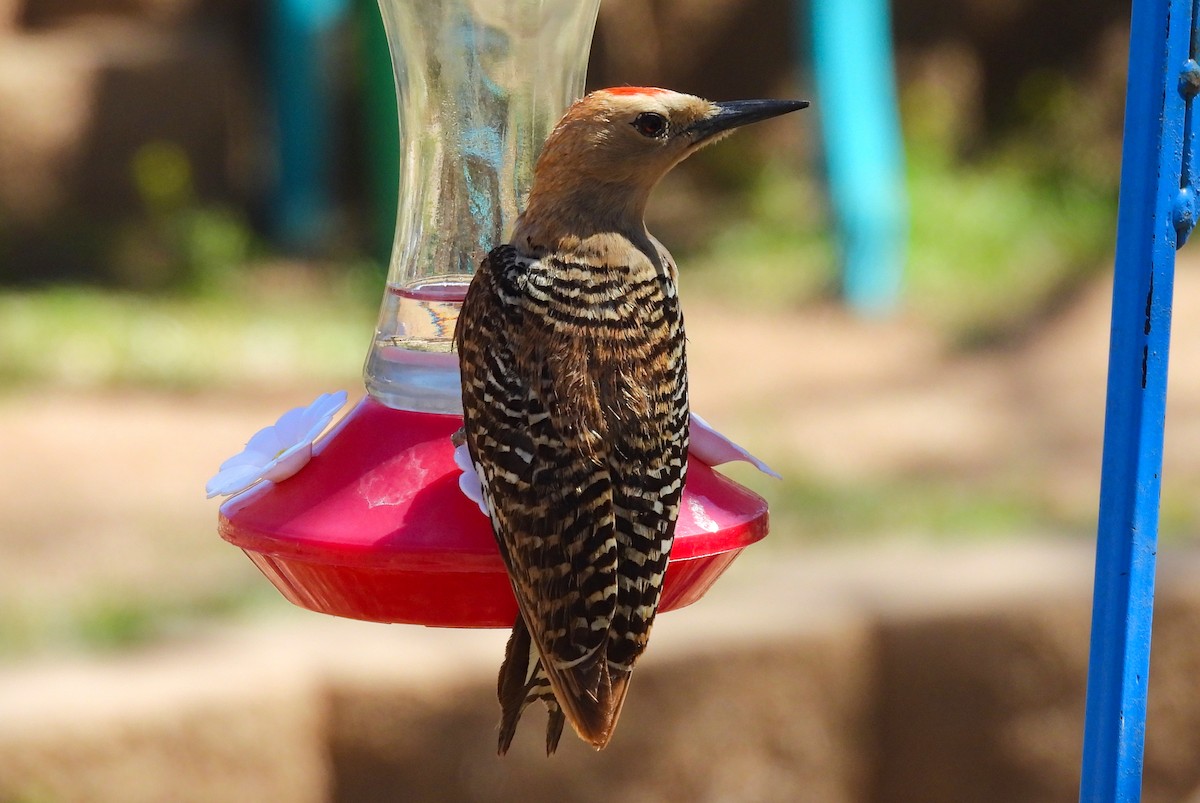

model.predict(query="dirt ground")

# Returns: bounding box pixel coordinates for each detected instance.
[3,256,1200,624]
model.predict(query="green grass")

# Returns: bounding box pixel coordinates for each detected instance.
[716,462,1076,544]
[0,583,278,658]
[904,145,1116,344]
[684,143,1117,347]
[0,277,375,391]
[681,170,837,304]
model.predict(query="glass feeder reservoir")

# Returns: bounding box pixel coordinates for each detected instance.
[364,0,599,414]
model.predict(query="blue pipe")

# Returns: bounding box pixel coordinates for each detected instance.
[266,0,349,252]
[808,0,907,314]
[1079,0,1196,798]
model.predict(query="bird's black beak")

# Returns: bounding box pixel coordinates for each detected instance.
[688,98,809,142]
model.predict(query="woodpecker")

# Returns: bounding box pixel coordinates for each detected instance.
[456,87,807,755]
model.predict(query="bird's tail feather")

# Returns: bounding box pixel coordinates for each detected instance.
[497,616,565,755]
[551,661,631,751]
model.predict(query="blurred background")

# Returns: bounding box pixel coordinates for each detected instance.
[4,0,1200,801]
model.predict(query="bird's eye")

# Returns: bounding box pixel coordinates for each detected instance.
[631,112,669,139]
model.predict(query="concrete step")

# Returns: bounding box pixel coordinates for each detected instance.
[2,542,1199,802]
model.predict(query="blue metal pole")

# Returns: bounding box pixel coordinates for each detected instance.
[1080,0,1198,798]
[808,0,907,314]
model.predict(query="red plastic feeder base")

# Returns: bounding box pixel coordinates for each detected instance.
[219,396,769,628]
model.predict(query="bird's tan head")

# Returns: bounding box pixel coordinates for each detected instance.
[535,87,806,187]
[523,87,807,233]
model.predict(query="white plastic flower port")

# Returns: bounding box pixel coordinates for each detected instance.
[206,391,348,499]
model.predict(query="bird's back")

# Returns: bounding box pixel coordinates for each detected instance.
[457,238,689,750]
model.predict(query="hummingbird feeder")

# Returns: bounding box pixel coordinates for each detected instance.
[217,0,770,628]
